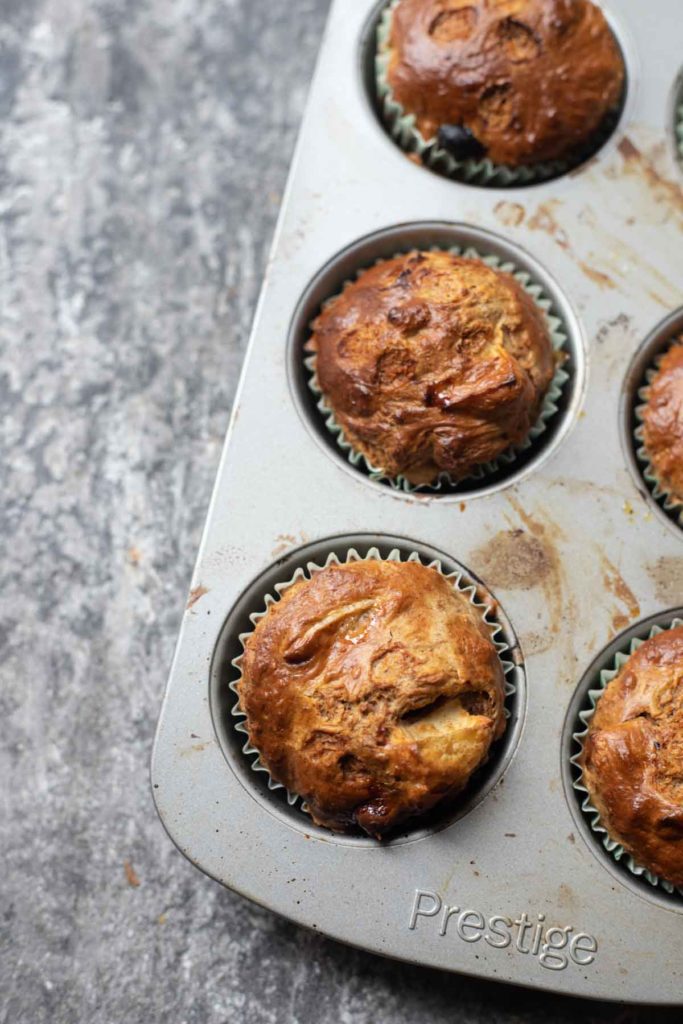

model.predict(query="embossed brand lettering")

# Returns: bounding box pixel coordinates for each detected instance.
[408,889,598,972]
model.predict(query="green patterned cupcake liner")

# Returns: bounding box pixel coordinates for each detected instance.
[305,245,569,493]
[229,546,518,817]
[571,617,683,898]
[634,338,683,528]
[375,0,620,187]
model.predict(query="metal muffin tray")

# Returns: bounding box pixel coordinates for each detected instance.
[152,0,683,1004]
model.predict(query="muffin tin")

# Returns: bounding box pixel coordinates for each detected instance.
[152,0,683,1005]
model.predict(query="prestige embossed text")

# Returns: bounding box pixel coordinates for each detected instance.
[409,890,598,972]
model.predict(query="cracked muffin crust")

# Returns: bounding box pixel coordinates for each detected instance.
[581,627,683,887]
[385,0,625,167]
[239,559,506,837]
[308,250,555,485]
[641,342,683,506]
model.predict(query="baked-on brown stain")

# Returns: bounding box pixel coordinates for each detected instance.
[239,560,505,837]
[520,200,623,292]
[494,200,525,228]
[521,632,553,656]
[511,499,580,658]
[595,312,632,346]
[579,202,683,305]
[617,136,683,220]
[474,498,570,656]
[473,529,551,591]
[180,741,211,757]
[557,883,576,910]
[647,557,683,607]
[187,585,208,609]
[308,251,554,485]
[581,627,683,887]
[386,0,624,166]
[271,533,298,557]
[577,261,616,290]
[641,342,683,504]
[600,554,640,633]
[527,200,571,251]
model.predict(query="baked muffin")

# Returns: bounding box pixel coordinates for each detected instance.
[308,250,555,485]
[581,627,683,888]
[641,342,683,506]
[383,0,625,167]
[239,559,506,837]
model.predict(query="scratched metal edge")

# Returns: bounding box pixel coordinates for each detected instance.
[151,0,683,1006]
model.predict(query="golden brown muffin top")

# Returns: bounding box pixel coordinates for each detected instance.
[641,343,683,505]
[239,559,506,837]
[581,627,683,887]
[386,0,625,166]
[308,250,554,485]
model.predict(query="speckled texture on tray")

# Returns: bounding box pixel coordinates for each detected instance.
[0,2,680,1022]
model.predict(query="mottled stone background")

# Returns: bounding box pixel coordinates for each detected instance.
[0,2,679,1022]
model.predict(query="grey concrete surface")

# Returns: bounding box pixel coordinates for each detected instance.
[0,2,680,1022]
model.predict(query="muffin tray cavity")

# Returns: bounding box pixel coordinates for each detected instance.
[291,223,581,496]
[152,0,683,1005]
[212,537,524,845]
[366,0,628,187]
[621,307,683,533]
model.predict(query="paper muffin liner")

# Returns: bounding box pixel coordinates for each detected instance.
[305,245,570,493]
[374,0,621,187]
[634,337,683,528]
[570,617,683,897]
[229,546,518,817]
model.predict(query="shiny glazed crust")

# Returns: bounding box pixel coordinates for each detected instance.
[642,343,683,505]
[308,250,554,485]
[239,560,506,837]
[581,627,683,887]
[386,0,625,166]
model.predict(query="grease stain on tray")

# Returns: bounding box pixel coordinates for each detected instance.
[577,262,616,290]
[494,200,525,227]
[599,554,640,632]
[187,585,209,609]
[473,497,572,656]
[525,200,571,250]
[557,883,577,911]
[616,135,683,222]
[579,208,682,307]
[501,146,683,305]
[500,198,622,293]
[593,312,637,375]
[647,556,683,606]
[520,631,551,655]
[271,532,310,557]
[271,533,298,557]
[473,529,550,591]
[180,740,212,757]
